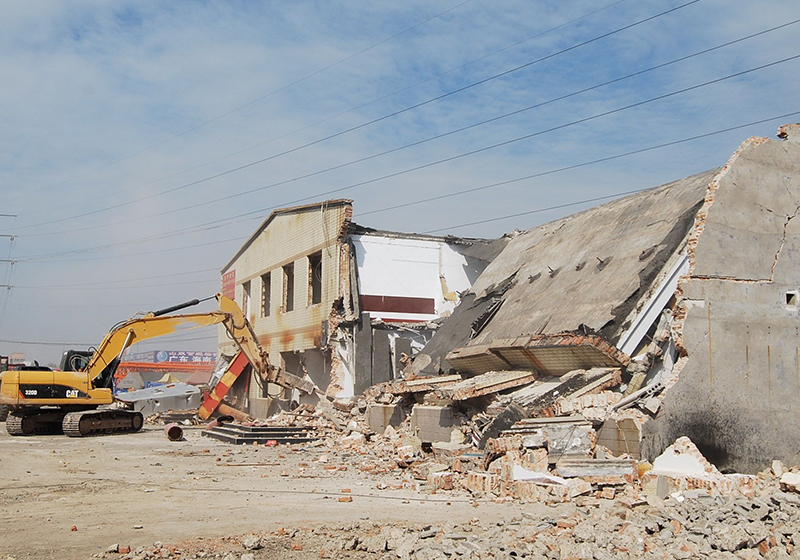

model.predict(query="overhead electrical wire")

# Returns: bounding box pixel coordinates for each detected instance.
[7,0,476,205]
[18,50,798,261]
[13,278,218,291]
[11,267,219,289]
[15,0,700,232]
[14,106,800,265]
[419,111,800,233]
[0,338,97,347]
[24,18,798,240]
[34,0,630,219]
[18,236,245,264]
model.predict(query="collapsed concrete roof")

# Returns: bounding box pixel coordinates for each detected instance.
[412,169,715,375]
[405,125,800,473]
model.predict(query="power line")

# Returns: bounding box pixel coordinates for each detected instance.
[0,235,16,336]
[16,0,700,232]
[14,267,219,288]
[0,338,96,347]
[7,0,475,206]
[31,0,629,220]
[0,333,219,347]
[15,106,800,267]
[15,47,799,264]
[13,278,218,291]
[27,18,797,239]
[3,299,210,310]
[17,236,245,264]
[420,112,800,233]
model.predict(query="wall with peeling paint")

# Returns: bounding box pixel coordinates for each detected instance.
[218,200,353,415]
[642,132,800,473]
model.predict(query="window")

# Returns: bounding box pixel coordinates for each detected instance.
[261,273,271,317]
[308,251,322,305]
[242,280,251,317]
[283,263,295,312]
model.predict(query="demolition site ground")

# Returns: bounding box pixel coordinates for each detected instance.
[4,422,800,560]
[0,424,520,560]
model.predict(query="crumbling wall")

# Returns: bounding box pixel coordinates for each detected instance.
[642,129,800,473]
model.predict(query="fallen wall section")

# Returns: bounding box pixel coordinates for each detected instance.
[642,128,800,473]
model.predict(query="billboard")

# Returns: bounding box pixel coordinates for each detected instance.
[124,350,216,363]
[222,270,236,300]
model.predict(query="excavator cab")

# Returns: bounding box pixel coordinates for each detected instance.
[59,350,93,372]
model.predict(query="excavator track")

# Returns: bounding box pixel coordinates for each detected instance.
[63,409,144,437]
[7,410,67,436]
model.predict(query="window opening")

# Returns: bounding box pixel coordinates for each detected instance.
[242,280,251,317]
[308,252,322,305]
[261,273,271,317]
[283,263,295,312]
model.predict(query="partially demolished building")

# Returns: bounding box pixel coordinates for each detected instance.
[218,199,504,417]
[394,125,800,474]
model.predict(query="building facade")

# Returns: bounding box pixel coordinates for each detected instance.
[219,199,502,417]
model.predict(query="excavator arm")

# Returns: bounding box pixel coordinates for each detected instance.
[86,300,231,389]
[199,295,314,420]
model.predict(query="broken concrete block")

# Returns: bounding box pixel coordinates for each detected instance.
[554,458,637,479]
[241,535,263,550]
[524,448,549,472]
[366,403,406,433]
[339,431,365,448]
[651,437,719,477]
[431,441,472,460]
[434,370,537,401]
[410,405,456,443]
[521,430,547,449]
[511,464,567,485]
[772,460,785,478]
[396,445,422,464]
[779,472,800,494]
[427,471,454,491]
[643,396,661,415]
[568,478,593,498]
[596,416,642,459]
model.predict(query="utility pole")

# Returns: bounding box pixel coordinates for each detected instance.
[0,216,16,335]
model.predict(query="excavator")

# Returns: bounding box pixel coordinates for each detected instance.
[0,294,311,437]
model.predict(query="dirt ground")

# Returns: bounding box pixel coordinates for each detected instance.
[0,423,552,560]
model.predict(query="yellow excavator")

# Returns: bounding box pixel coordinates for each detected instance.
[0,294,311,437]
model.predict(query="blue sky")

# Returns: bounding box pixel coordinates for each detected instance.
[1,0,799,363]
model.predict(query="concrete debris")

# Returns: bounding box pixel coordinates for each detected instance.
[116,382,202,418]
[432,369,536,401]
[446,333,630,377]
[779,472,800,494]
[93,483,800,560]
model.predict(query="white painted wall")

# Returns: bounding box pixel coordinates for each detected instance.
[352,234,476,321]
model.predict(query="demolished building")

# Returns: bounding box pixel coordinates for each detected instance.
[392,125,800,474]
[218,199,505,417]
